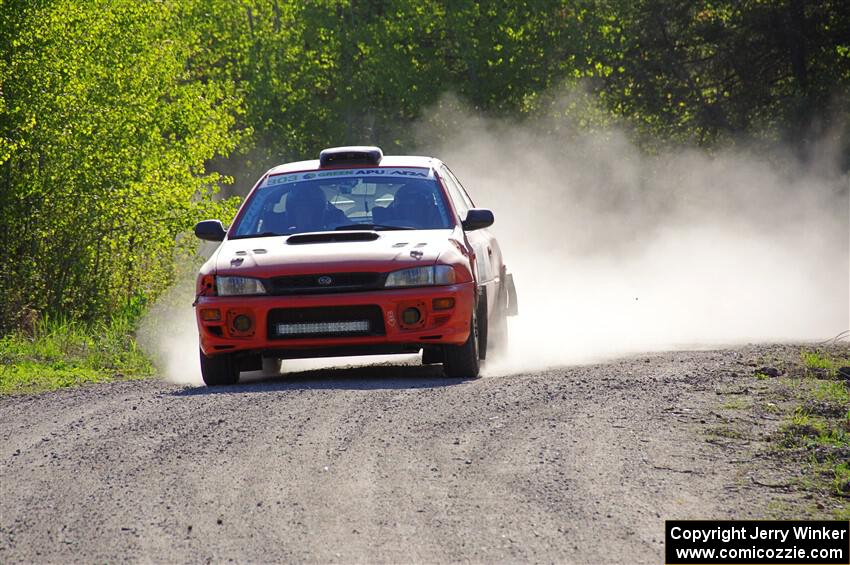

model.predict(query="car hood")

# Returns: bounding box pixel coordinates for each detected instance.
[212,229,455,277]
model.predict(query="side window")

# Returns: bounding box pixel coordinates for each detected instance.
[440,166,469,219]
[445,167,475,209]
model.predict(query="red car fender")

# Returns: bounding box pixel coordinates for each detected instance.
[440,227,477,289]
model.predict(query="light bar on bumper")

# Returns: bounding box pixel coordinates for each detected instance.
[275,320,371,336]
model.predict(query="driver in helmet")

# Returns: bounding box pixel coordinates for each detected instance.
[391,185,438,228]
[285,185,345,232]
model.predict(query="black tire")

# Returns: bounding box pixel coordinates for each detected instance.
[443,309,481,379]
[199,349,239,386]
[476,292,489,361]
[421,348,443,365]
[489,283,510,357]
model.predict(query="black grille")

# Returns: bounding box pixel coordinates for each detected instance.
[267,272,385,295]
[267,305,386,339]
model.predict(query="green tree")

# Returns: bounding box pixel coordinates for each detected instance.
[596,0,850,146]
[0,0,242,330]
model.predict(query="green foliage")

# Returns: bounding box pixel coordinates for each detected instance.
[596,0,850,146]
[0,315,155,394]
[0,0,243,331]
[189,0,604,175]
[801,349,849,377]
[813,380,850,405]
[833,463,850,498]
[803,351,836,370]
[192,0,850,180]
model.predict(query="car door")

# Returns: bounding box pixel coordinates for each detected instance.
[439,165,503,319]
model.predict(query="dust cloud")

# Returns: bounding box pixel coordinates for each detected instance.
[137,276,203,385]
[140,93,849,383]
[416,94,849,375]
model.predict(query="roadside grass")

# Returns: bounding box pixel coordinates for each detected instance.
[0,316,155,395]
[718,346,850,517]
[801,349,849,378]
[773,347,850,517]
[811,379,850,404]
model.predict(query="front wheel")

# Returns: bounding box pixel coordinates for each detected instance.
[199,349,239,386]
[443,310,481,379]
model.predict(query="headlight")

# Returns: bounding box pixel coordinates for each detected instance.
[216,276,267,296]
[434,265,457,285]
[385,265,456,287]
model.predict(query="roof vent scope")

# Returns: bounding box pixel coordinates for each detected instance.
[319,146,383,168]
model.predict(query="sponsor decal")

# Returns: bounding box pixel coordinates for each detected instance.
[263,167,430,187]
[265,174,300,186]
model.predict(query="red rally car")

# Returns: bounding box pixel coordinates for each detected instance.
[193,146,518,386]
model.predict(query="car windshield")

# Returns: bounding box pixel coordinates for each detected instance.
[230,168,453,238]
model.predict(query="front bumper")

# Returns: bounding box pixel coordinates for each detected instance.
[195,282,474,358]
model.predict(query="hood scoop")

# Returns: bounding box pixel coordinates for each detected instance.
[286,231,380,245]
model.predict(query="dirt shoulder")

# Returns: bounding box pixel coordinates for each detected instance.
[0,345,845,564]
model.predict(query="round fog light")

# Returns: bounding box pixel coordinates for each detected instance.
[233,314,253,332]
[402,308,421,325]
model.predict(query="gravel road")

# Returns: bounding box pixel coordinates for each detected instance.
[0,347,802,564]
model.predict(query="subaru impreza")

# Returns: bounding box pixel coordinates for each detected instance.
[193,146,517,385]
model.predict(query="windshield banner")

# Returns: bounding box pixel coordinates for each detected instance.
[264,167,431,187]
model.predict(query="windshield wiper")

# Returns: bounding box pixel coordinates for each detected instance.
[334,223,415,231]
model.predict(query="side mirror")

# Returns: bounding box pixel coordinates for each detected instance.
[461,208,494,231]
[194,219,227,242]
